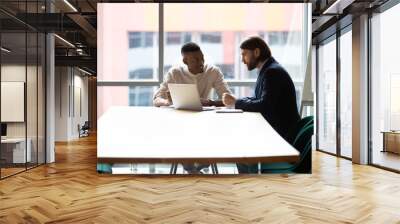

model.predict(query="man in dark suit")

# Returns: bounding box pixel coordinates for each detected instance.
[222,36,300,173]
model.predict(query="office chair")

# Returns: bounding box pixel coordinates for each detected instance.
[237,116,314,174]
[79,121,90,138]
[261,122,314,173]
[286,116,313,144]
[97,163,112,173]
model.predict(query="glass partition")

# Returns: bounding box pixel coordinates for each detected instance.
[0,2,46,179]
[371,4,400,171]
[317,36,337,155]
[1,31,28,178]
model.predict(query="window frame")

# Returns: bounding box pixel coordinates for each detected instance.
[315,23,353,160]
[98,3,310,108]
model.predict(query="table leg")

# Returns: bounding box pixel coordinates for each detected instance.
[211,164,218,174]
[170,163,176,174]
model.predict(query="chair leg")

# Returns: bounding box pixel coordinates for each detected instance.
[211,164,218,174]
[170,163,176,174]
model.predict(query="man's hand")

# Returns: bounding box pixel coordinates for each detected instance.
[201,98,216,106]
[154,98,171,107]
[222,93,236,107]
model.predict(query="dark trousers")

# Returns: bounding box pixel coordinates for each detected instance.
[236,163,259,174]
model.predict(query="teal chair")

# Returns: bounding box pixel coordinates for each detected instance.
[261,123,314,173]
[286,116,313,144]
[237,116,314,174]
[97,163,112,173]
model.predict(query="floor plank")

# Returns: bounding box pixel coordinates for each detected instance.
[1,134,400,223]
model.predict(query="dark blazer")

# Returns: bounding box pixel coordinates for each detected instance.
[235,57,300,140]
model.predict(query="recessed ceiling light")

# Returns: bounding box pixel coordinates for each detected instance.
[78,67,93,76]
[1,47,11,53]
[63,0,78,12]
[54,34,75,48]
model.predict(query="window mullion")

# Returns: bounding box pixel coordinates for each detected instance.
[158,3,164,85]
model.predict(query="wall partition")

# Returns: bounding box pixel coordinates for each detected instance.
[0,2,46,179]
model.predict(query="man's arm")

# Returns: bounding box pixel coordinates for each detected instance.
[153,72,173,107]
[212,67,232,106]
[235,71,279,114]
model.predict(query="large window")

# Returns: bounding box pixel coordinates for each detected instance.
[97,4,159,118]
[128,32,155,48]
[339,28,352,158]
[98,3,309,119]
[371,3,400,171]
[317,36,337,155]
[315,25,353,160]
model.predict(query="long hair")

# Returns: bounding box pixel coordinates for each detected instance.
[240,36,271,61]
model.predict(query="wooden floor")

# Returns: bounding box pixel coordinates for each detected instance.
[1,135,400,223]
[0,167,26,178]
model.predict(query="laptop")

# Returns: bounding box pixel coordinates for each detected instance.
[168,83,214,111]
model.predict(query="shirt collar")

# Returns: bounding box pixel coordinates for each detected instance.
[183,64,205,77]
[258,58,269,71]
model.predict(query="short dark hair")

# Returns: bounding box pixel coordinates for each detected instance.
[240,36,271,61]
[181,42,201,54]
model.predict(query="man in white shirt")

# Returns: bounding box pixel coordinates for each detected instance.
[153,42,232,174]
[153,42,232,107]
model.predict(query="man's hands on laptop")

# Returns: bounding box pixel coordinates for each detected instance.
[200,98,213,106]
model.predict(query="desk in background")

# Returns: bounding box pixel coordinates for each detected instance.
[382,131,400,154]
[1,138,32,164]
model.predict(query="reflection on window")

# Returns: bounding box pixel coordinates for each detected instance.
[164,65,172,73]
[128,31,158,80]
[230,86,255,99]
[144,32,154,47]
[267,32,288,45]
[318,38,337,154]
[166,32,181,44]
[129,32,141,48]
[166,32,191,45]
[129,86,156,106]
[212,86,255,99]
[129,32,155,48]
[200,32,221,43]
[216,64,234,79]
[129,68,153,79]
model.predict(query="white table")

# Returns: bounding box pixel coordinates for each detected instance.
[97,106,299,165]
